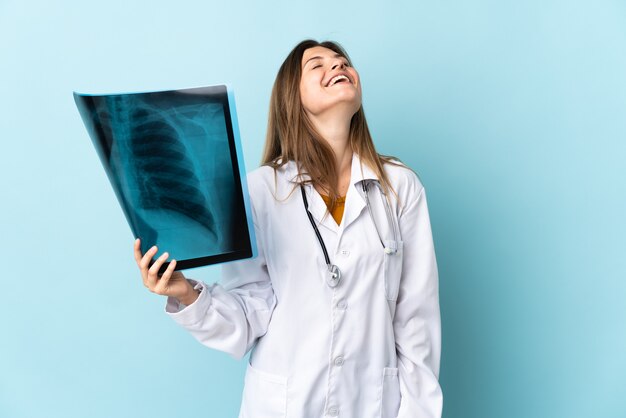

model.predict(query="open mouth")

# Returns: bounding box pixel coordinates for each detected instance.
[327,74,351,87]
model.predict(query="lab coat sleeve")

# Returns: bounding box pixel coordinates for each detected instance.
[164,204,276,360]
[394,184,443,418]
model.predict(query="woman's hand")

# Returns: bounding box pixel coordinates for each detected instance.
[134,238,199,306]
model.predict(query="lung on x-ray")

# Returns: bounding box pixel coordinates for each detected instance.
[74,85,256,270]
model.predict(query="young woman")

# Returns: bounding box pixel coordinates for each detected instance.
[134,39,442,418]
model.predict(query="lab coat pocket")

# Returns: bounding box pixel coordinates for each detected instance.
[240,362,287,418]
[381,367,401,418]
[383,240,404,301]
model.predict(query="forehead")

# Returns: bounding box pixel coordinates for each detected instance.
[302,46,344,65]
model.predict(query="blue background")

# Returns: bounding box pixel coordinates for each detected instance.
[1,1,624,417]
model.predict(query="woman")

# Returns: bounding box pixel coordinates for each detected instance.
[135,39,442,418]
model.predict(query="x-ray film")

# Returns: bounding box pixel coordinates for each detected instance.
[74,85,256,271]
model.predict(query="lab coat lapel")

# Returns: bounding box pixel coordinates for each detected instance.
[341,154,378,231]
[306,185,338,233]
[283,161,338,233]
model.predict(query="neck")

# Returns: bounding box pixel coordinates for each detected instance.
[307,110,353,195]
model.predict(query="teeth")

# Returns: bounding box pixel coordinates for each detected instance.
[329,75,349,86]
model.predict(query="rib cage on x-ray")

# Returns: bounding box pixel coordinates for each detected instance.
[127,107,217,238]
[94,94,232,255]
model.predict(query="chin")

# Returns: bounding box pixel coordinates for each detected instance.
[305,94,361,117]
[331,102,361,120]
[339,95,362,114]
[331,88,361,108]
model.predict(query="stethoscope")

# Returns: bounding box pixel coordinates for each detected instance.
[300,180,398,288]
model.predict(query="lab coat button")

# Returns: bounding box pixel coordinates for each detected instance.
[340,249,350,257]
[328,406,339,416]
[336,300,347,309]
[334,356,344,366]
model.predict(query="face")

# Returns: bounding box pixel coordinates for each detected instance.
[299,46,362,118]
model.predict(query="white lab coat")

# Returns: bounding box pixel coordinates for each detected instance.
[165,153,442,418]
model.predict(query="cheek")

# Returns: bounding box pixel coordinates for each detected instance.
[351,70,361,88]
[299,82,319,112]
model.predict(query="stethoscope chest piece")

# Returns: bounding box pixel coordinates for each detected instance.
[326,264,342,288]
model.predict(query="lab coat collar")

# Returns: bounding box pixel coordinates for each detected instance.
[282,153,378,233]
[349,153,379,185]
[282,153,379,185]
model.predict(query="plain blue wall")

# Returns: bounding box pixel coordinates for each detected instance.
[1,1,624,417]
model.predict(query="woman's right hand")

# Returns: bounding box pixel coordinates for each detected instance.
[134,238,199,306]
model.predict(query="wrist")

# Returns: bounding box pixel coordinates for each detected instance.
[178,286,200,306]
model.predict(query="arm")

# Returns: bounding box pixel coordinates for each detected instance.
[163,194,276,360]
[130,162,276,361]
[394,185,443,418]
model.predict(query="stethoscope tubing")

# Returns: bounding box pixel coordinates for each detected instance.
[300,185,332,267]
[363,180,398,254]
[300,181,398,288]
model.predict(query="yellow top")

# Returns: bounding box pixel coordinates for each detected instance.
[320,194,346,225]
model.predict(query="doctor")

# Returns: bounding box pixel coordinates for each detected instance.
[135,39,443,418]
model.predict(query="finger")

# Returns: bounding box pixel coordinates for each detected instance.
[140,246,159,287]
[156,259,177,293]
[133,238,143,263]
[139,245,158,271]
[147,252,169,290]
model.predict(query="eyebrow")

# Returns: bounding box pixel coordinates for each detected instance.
[303,53,345,68]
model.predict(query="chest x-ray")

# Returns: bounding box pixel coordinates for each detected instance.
[74,85,256,270]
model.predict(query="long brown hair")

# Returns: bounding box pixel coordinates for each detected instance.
[262,39,397,208]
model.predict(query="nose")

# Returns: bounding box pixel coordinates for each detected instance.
[331,59,346,71]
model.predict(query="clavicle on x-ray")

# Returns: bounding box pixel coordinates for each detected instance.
[74,85,256,271]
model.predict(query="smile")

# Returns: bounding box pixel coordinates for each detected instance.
[327,74,352,87]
